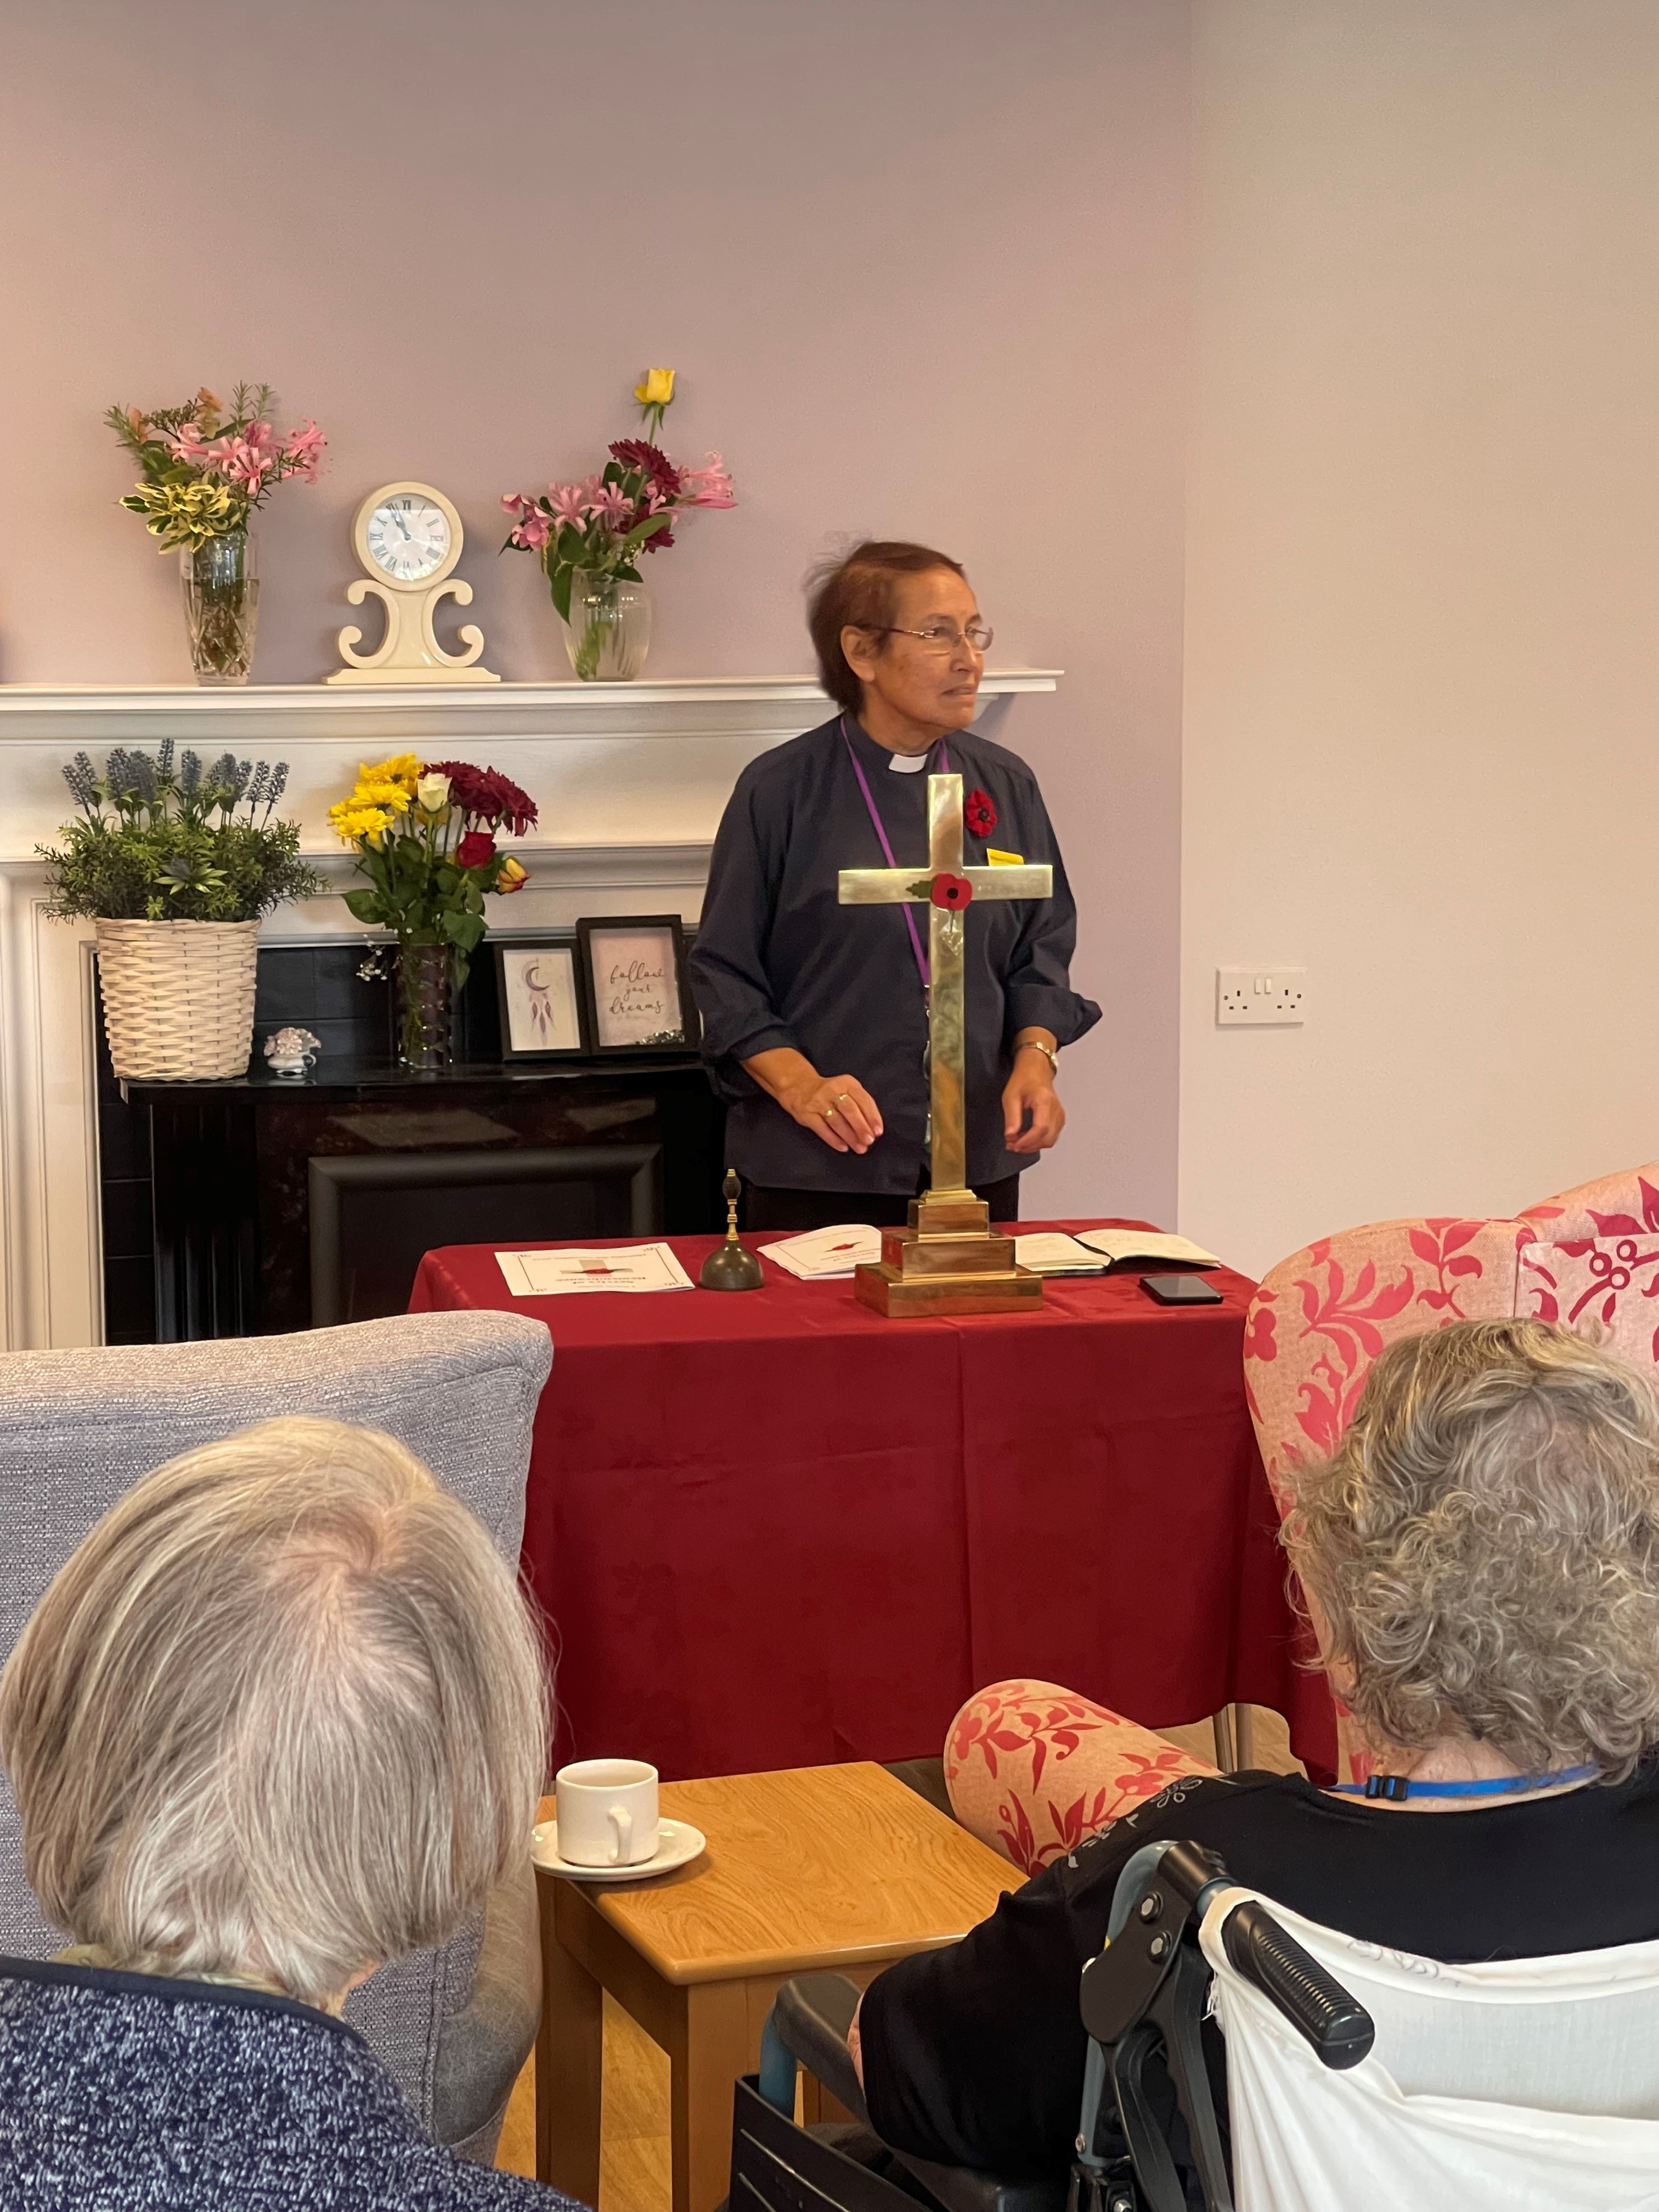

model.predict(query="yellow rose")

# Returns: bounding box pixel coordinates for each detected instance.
[633,367,675,409]
[495,856,528,894]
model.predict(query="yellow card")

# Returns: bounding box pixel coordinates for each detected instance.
[985,848,1025,866]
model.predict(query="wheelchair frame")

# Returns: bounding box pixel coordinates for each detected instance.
[744,1839,1374,2212]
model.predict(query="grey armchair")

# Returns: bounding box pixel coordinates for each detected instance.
[0,1308,552,2164]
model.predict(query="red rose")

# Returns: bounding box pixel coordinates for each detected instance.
[456,830,496,868]
[965,788,997,837]
[930,872,973,911]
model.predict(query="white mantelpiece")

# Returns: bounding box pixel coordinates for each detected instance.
[0,671,1059,1351]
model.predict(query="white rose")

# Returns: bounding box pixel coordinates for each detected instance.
[416,771,450,812]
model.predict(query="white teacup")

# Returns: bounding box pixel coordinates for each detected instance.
[555,1758,661,1867]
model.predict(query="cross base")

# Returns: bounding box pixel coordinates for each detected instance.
[853,1189,1043,1318]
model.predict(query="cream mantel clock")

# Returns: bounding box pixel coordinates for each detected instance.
[326,482,499,685]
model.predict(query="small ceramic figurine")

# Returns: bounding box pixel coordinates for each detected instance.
[263,1026,321,1079]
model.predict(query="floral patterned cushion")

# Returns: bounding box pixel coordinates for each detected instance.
[1521,1159,1659,1240]
[1243,1163,1659,1781]
[1244,1216,1534,1782]
[1244,1217,1533,1509]
[944,1678,1212,1874]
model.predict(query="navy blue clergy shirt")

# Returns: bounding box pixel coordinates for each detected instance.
[689,714,1100,1195]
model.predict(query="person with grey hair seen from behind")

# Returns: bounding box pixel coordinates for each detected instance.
[853,1318,1659,2186]
[0,1416,579,2209]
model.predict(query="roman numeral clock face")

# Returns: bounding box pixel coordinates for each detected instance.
[365,493,452,583]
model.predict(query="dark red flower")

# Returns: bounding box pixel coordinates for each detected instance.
[609,438,682,494]
[930,872,973,911]
[423,760,539,836]
[456,829,496,868]
[965,787,997,837]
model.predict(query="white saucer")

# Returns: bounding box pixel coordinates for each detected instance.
[531,1816,707,1882]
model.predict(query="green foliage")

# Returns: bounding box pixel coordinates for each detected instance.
[38,743,323,923]
[340,832,490,988]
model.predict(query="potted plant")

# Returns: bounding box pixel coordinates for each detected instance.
[501,367,735,681]
[329,754,534,1068]
[106,383,326,685]
[40,744,324,1080]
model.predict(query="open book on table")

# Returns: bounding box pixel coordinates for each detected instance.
[1074,1227,1221,1268]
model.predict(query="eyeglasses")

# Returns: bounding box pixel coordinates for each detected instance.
[877,620,994,656]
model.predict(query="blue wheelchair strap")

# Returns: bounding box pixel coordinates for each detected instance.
[1074,1842,1176,2174]
[758,2007,797,2116]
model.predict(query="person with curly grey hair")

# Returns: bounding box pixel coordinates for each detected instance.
[852,1318,1659,2180]
[0,1417,579,2209]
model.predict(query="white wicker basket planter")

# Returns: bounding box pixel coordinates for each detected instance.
[94,918,261,1081]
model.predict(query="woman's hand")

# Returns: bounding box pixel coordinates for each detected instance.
[1003,1036,1064,1154]
[742,1047,884,1155]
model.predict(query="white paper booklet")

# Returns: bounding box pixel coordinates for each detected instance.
[761,1224,883,1279]
[1075,1227,1222,1268]
[496,1243,696,1295]
[1013,1233,1110,1275]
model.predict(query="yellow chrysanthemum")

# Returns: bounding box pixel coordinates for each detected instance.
[328,800,394,847]
[362,752,421,795]
[349,778,413,814]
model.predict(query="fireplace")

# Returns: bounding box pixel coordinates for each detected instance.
[108,942,723,1341]
[308,1143,661,1325]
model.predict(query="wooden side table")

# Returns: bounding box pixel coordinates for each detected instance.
[534,1762,1018,2212]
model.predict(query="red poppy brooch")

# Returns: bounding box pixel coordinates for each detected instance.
[929,872,973,911]
[964,788,998,838]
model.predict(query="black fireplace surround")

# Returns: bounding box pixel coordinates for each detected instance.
[100,941,724,1344]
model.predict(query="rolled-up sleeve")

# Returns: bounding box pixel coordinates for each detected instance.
[1001,817,1101,1049]
[688,774,797,1101]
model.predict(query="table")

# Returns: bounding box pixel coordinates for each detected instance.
[410,1221,1336,1781]
[534,1762,1020,2212]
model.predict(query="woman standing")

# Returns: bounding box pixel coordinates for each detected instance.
[690,541,1099,1231]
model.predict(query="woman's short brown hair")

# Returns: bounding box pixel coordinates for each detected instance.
[806,540,967,714]
[1283,1317,1659,1780]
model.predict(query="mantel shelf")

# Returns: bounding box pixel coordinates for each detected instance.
[0,669,1060,743]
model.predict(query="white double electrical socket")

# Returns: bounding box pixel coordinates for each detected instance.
[1216,967,1307,1026]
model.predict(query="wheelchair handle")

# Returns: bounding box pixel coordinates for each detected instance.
[1221,1898,1375,2070]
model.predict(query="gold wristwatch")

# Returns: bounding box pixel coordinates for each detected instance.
[1017,1039,1059,1075]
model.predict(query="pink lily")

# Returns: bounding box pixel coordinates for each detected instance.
[546,483,593,529]
[166,420,211,464]
[218,437,274,489]
[679,452,737,508]
[512,509,552,551]
[281,420,326,481]
[590,481,634,528]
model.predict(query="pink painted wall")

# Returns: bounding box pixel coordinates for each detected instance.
[0,0,1189,1222]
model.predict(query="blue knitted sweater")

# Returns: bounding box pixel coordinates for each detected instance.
[0,1955,580,2208]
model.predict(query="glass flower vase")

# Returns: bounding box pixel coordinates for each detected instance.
[396,942,454,1071]
[180,529,259,686]
[562,567,653,682]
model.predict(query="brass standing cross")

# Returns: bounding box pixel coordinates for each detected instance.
[838,771,1053,1316]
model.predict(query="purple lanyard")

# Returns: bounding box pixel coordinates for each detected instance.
[840,717,951,993]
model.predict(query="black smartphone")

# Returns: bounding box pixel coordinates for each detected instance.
[1138,1272,1224,1307]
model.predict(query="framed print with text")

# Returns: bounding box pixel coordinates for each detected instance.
[493,939,590,1059]
[576,915,698,1054]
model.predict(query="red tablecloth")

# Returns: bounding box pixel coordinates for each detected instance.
[410,1221,1336,1783]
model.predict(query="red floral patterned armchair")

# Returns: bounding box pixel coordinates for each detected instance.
[1244,1158,1659,1780]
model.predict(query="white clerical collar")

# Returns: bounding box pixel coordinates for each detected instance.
[887,749,931,774]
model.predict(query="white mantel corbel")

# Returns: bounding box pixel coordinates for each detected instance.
[0,670,1060,1352]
